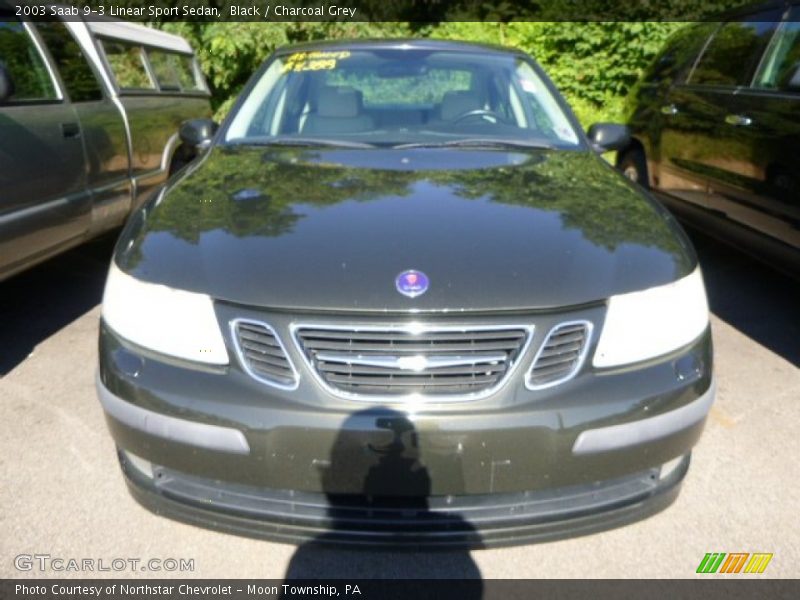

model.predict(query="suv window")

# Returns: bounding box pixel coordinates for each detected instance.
[36,22,103,102]
[0,17,57,102]
[643,24,716,85]
[690,11,781,86]
[146,49,203,92]
[102,41,155,90]
[754,8,800,91]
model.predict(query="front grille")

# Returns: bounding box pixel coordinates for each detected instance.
[233,320,298,390]
[293,324,531,399]
[526,321,591,389]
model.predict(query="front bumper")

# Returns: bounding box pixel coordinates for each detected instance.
[97,318,713,546]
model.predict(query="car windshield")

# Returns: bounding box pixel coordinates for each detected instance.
[224,48,582,149]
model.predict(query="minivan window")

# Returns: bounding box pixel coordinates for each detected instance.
[146,49,203,92]
[690,11,781,86]
[102,41,155,90]
[754,9,800,91]
[0,18,57,102]
[36,22,103,102]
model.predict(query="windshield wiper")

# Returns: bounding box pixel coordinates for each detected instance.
[227,137,375,149]
[392,138,555,150]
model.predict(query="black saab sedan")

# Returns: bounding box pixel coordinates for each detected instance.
[97,40,714,546]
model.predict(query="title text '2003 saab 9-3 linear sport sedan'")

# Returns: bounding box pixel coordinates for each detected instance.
[96,40,713,547]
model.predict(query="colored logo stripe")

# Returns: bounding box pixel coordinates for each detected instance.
[697,553,726,573]
[719,553,749,573]
[697,552,773,574]
[744,553,773,574]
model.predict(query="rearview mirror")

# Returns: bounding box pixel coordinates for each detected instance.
[0,63,14,103]
[377,63,428,78]
[179,118,218,153]
[587,123,631,152]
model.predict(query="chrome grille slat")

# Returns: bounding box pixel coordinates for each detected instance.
[317,363,508,376]
[533,353,578,368]
[297,340,523,353]
[527,321,591,389]
[241,341,289,358]
[294,324,531,400]
[247,353,294,369]
[232,320,299,390]
[544,332,585,345]
[325,374,499,387]
[298,329,526,342]
[541,340,583,353]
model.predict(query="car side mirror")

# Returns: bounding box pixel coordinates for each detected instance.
[0,63,14,104]
[587,123,631,152]
[179,118,218,153]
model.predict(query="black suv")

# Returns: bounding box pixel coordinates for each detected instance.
[618,2,799,277]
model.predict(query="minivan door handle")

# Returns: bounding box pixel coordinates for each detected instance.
[660,104,679,116]
[724,114,752,127]
[61,122,81,138]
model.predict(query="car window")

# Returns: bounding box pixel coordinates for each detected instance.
[102,41,155,90]
[689,11,781,87]
[36,22,103,103]
[0,17,58,102]
[225,49,581,148]
[146,49,203,92]
[754,8,800,92]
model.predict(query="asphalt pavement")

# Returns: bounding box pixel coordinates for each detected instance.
[1,231,798,579]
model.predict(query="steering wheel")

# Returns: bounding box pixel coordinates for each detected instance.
[452,109,500,124]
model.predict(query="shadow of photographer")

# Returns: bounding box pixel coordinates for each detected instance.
[282,407,484,589]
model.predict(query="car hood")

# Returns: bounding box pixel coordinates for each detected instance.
[117,146,695,312]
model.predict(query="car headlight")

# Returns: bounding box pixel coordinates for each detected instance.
[102,263,228,365]
[593,267,708,368]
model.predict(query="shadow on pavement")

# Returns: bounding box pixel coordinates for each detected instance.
[689,231,800,366]
[282,408,483,585]
[0,234,116,376]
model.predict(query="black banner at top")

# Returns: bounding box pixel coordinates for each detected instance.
[4,0,782,22]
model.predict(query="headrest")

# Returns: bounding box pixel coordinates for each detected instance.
[440,90,482,121]
[317,86,363,118]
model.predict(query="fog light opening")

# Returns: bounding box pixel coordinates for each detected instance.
[659,455,685,481]
[123,450,154,480]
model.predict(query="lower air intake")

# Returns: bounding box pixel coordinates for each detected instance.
[527,321,591,389]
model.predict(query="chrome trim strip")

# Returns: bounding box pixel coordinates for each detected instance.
[314,352,509,370]
[230,318,300,391]
[132,167,166,185]
[525,320,594,391]
[290,322,534,403]
[0,192,82,224]
[95,373,250,455]
[572,380,715,455]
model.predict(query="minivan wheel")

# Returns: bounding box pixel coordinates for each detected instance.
[618,149,649,189]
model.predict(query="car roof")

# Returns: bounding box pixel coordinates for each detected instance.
[274,38,528,57]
